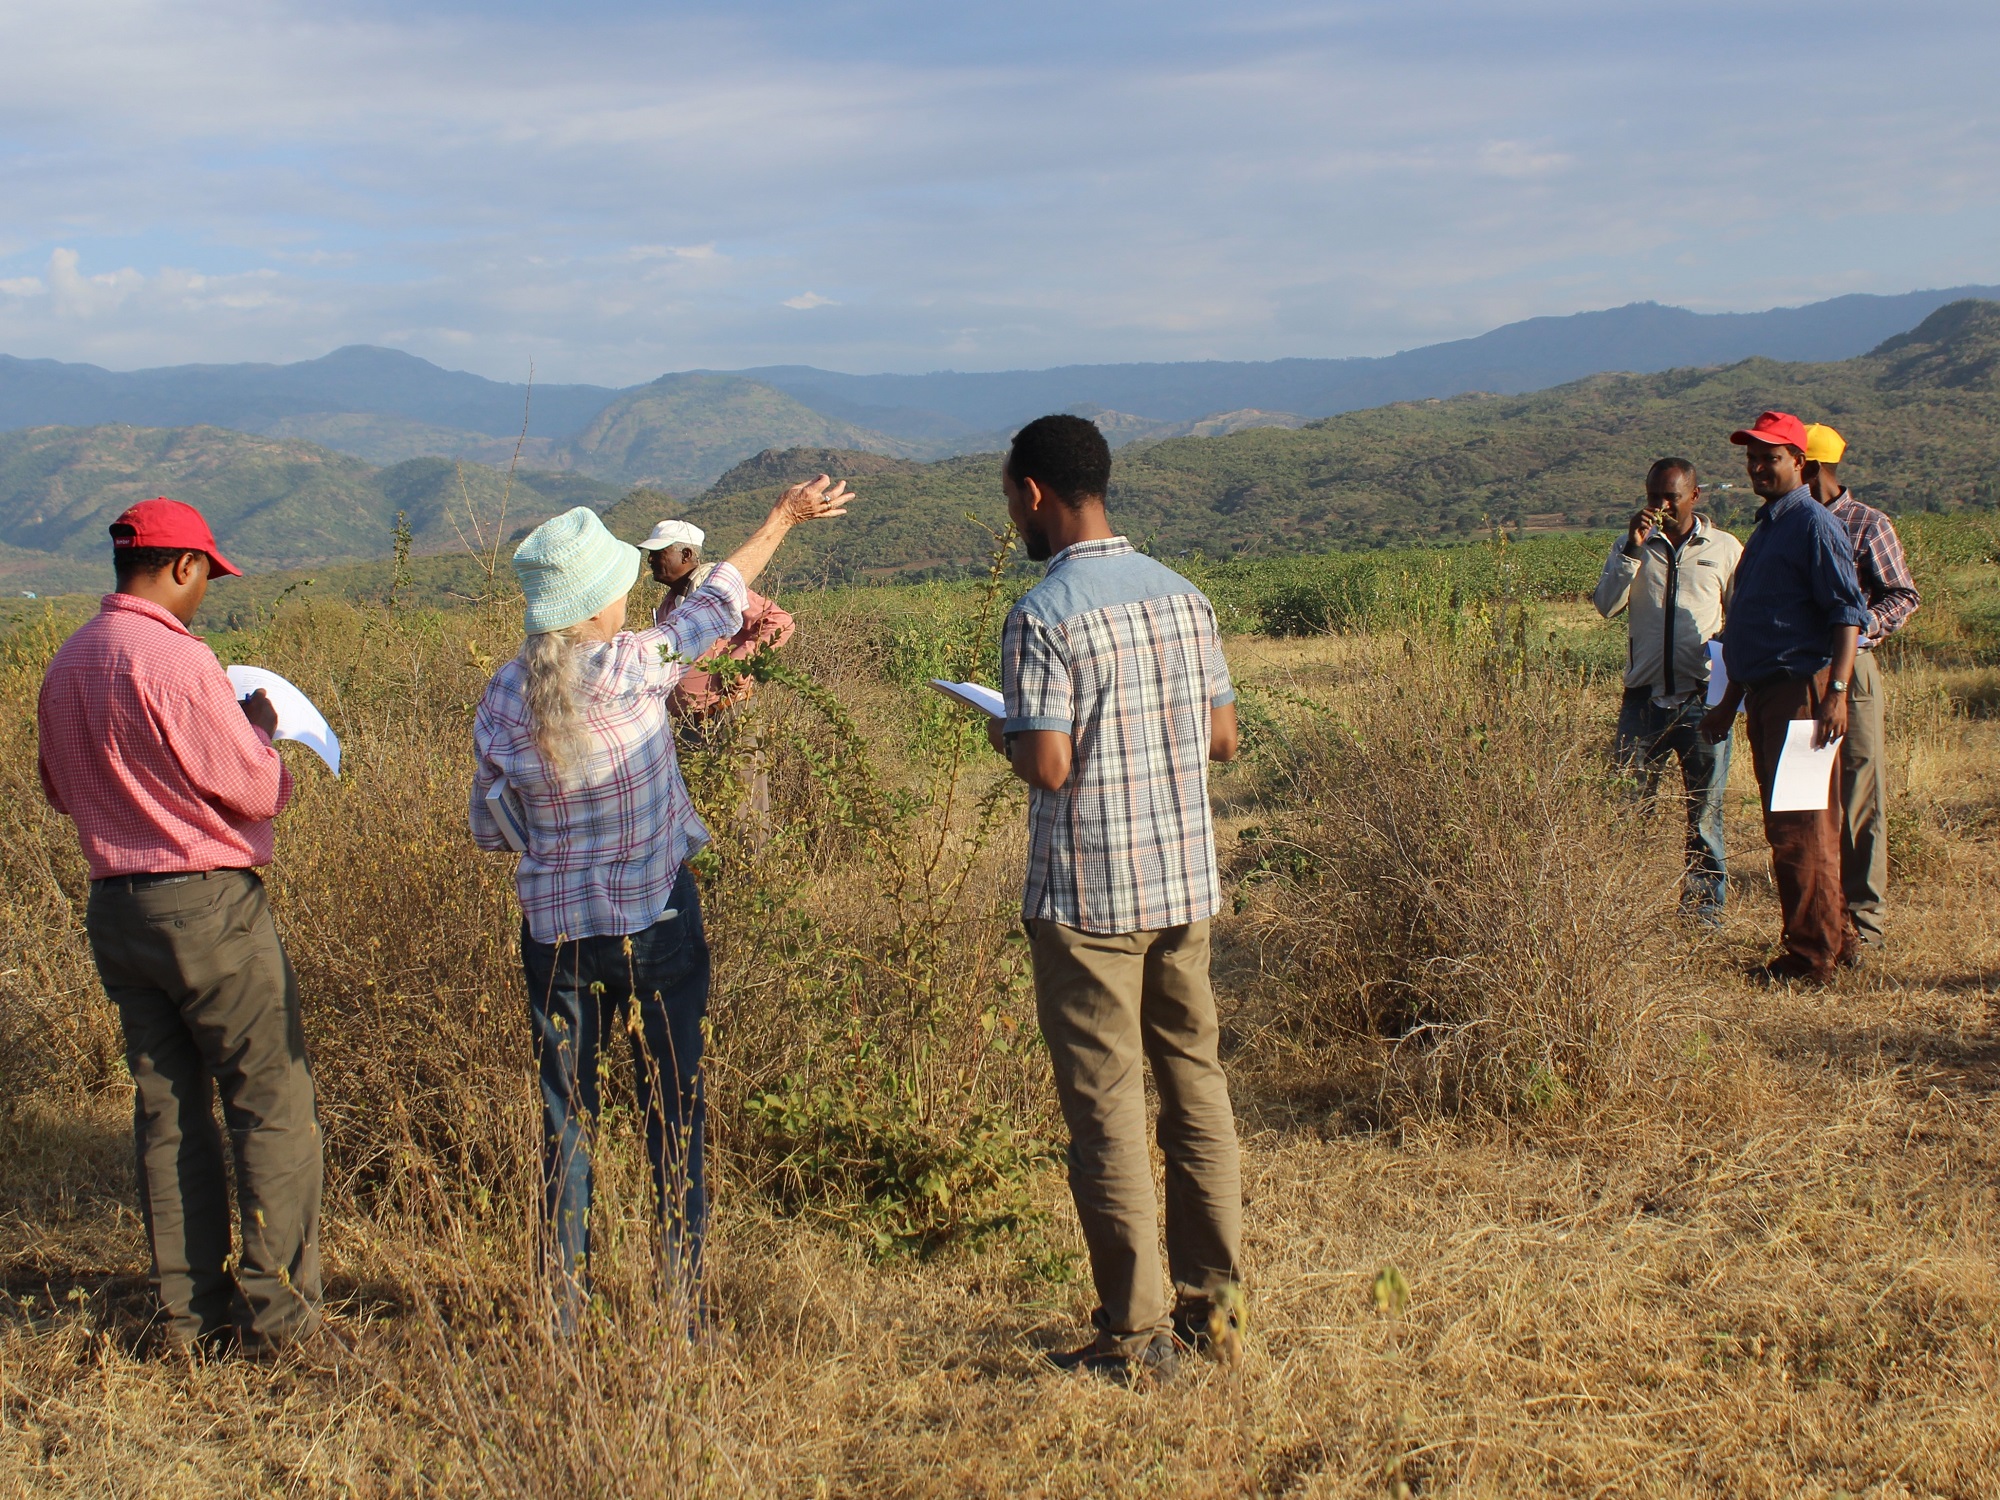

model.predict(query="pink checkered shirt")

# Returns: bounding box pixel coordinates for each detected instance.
[655,584,796,717]
[470,564,747,943]
[37,593,293,880]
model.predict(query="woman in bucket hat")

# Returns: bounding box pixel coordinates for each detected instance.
[470,478,851,1331]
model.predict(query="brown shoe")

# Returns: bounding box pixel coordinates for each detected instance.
[1749,953,1834,986]
[1172,1285,1248,1367]
[1046,1310,1179,1387]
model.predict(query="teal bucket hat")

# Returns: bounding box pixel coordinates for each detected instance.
[513,507,642,635]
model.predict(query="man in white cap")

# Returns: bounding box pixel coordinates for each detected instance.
[637,518,797,722]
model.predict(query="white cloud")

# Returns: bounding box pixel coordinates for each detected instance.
[0,1,1993,378]
[48,248,146,317]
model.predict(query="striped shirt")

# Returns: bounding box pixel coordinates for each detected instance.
[1827,491,1920,645]
[470,565,746,943]
[38,593,293,880]
[1001,536,1235,934]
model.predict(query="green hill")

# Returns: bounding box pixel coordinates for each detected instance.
[563,374,924,491]
[0,424,621,593]
[600,299,2000,584]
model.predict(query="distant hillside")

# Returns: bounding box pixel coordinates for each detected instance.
[605,300,2000,585]
[256,411,564,468]
[561,375,923,490]
[0,344,615,440]
[0,425,620,593]
[706,447,931,497]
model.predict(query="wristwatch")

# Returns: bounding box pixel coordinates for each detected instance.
[1828,679,1847,693]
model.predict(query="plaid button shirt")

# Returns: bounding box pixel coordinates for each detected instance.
[470,565,746,943]
[1001,537,1235,934]
[1828,491,1920,644]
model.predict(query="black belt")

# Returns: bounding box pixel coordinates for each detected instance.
[92,869,246,891]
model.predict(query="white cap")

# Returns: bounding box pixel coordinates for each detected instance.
[636,519,706,552]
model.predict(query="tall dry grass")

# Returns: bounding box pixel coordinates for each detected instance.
[1228,614,1694,1119]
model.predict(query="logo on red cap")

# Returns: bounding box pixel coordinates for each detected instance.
[1728,410,1809,452]
[108,498,243,577]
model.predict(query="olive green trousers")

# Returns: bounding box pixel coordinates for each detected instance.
[86,870,322,1351]
[1028,917,1243,1353]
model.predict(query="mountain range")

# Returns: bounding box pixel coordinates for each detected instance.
[5,285,1997,494]
[595,299,2000,586]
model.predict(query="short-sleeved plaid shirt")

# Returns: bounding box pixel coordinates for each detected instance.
[1001,536,1235,934]
[470,565,746,944]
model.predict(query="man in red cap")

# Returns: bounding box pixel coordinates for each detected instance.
[37,498,321,1358]
[1700,414,1872,984]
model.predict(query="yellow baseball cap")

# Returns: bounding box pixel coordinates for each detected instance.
[1803,423,1847,464]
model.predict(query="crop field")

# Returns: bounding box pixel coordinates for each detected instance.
[2,518,1998,1497]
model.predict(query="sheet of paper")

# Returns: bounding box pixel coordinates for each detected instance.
[225,665,341,776]
[1705,640,1733,709]
[1768,718,1841,813]
[928,678,1005,719]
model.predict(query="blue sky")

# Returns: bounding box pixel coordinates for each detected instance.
[1,0,1996,383]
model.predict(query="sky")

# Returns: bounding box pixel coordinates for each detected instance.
[1,0,1996,385]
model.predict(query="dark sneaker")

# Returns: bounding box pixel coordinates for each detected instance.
[1172,1287,1247,1367]
[1046,1321,1179,1387]
[1748,953,1834,987]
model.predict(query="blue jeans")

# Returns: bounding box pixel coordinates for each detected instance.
[521,864,709,1328]
[1615,688,1730,917]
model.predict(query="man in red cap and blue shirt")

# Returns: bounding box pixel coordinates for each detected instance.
[38,498,321,1357]
[1700,413,1873,984]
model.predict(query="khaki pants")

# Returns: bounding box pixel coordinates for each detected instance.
[86,870,322,1350]
[1028,917,1242,1352]
[1743,673,1851,976]
[1841,651,1888,943]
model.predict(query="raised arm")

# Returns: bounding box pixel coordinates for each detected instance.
[721,476,853,590]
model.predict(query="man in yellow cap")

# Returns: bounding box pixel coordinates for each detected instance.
[1803,423,1920,960]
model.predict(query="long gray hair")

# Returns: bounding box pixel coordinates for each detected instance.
[521,627,589,782]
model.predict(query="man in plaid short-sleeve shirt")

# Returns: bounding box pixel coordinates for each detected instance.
[1803,423,1921,952]
[990,415,1244,1385]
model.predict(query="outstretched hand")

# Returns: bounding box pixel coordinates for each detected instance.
[774,474,854,526]
[728,474,858,589]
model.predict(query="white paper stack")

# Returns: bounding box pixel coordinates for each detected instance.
[1768,719,1843,812]
[224,665,341,775]
[928,679,1005,719]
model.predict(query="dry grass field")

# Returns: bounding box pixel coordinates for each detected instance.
[2,551,1997,1497]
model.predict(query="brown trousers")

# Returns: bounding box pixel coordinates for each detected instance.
[1028,917,1243,1352]
[1840,651,1888,943]
[86,870,322,1350]
[1743,672,1851,975]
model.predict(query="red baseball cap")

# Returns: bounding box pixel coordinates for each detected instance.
[1728,410,1809,451]
[108,497,242,577]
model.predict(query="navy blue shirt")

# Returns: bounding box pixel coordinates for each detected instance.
[1722,486,1872,685]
